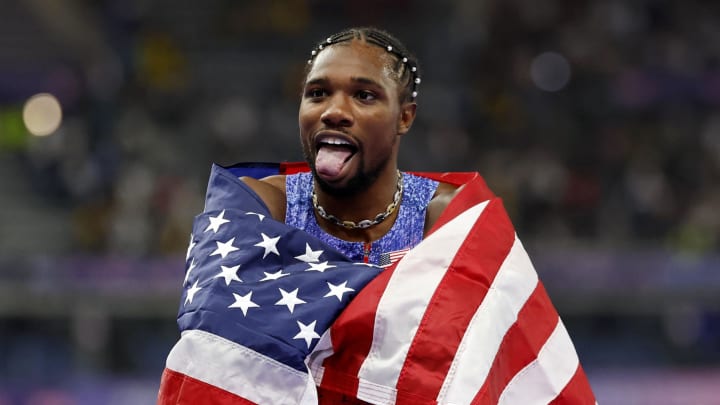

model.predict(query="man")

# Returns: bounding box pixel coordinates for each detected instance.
[241,27,459,265]
[158,27,596,405]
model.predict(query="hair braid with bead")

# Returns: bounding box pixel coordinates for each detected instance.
[304,27,422,103]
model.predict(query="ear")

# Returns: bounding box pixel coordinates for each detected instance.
[397,102,417,135]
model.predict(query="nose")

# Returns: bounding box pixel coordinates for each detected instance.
[320,94,353,127]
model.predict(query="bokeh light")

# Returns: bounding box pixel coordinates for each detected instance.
[530,52,572,92]
[22,93,63,136]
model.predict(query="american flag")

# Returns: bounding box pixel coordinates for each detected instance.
[376,248,409,268]
[158,163,597,404]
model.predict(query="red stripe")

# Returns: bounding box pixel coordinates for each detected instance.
[317,387,370,404]
[395,199,515,400]
[319,266,396,396]
[278,161,311,174]
[472,283,560,404]
[157,368,257,405]
[548,365,596,405]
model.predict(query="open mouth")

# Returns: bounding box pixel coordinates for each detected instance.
[314,135,358,178]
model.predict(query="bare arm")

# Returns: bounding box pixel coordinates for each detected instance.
[240,175,287,222]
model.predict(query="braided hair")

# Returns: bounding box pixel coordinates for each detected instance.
[304,27,422,103]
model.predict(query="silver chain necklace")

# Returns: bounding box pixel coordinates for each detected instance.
[312,171,403,229]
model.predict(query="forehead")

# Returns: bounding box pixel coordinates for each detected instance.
[306,41,397,86]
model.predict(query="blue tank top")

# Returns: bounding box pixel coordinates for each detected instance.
[285,172,439,265]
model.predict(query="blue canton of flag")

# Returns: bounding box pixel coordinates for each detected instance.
[179,165,383,372]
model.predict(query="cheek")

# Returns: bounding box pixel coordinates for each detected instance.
[366,110,399,135]
[298,103,319,131]
[298,104,309,128]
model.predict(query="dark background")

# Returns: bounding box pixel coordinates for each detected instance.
[0,0,718,404]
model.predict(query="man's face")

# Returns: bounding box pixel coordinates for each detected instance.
[299,41,412,196]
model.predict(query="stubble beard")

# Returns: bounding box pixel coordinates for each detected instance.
[302,146,390,199]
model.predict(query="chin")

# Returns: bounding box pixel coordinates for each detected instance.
[315,170,380,199]
[314,174,355,197]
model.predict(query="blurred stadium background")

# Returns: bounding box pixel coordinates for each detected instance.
[0,0,719,404]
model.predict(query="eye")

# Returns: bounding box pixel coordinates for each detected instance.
[305,88,327,99]
[356,90,377,101]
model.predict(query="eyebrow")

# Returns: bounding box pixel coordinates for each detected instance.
[304,76,384,88]
[350,76,383,88]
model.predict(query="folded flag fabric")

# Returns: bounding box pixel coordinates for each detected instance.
[158,162,597,405]
[158,164,383,404]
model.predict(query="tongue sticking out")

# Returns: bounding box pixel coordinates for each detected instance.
[315,145,354,178]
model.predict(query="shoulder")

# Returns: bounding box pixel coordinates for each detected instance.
[240,174,287,221]
[424,182,462,234]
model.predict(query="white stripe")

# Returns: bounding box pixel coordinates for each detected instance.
[439,237,539,404]
[165,329,318,405]
[307,329,333,384]
[357,201,490,392]
[497,319,580,405]
[357,378,398,404]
